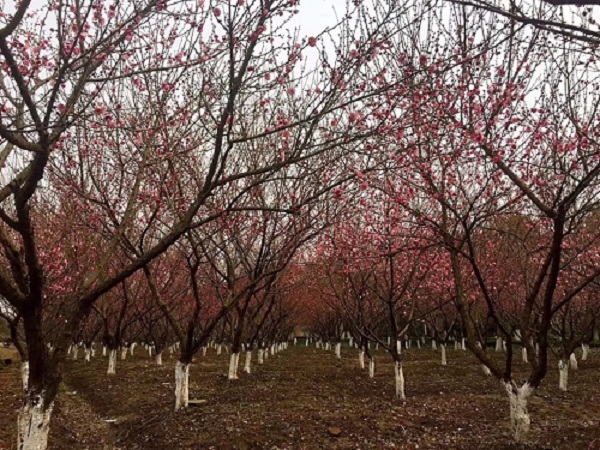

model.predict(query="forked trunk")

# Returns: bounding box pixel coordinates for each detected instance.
[17,393,54,450]
[244,350,252,374]
[174,361,190,411]
[394,361,405,400]
[558,359,569,391]
[107,349,117,375]
[504,382,533,442]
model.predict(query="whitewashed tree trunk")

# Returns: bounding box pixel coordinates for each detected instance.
[202,346,207,357]
[174,361,190,411]
[505,382,533,442]
[130,343,136,355]
[368,357,375,378]
[264,347,269,361]
[107,350,117,375]
[228,353,238,380]
[482,365,492,376]
[84,348,91,362]
[558,359,569,391]
[155,352,163,366]
[522,347,528,363]
[359,350,365,369]
[258,349,264,365]
[102,346,107,357]
[431,340,437,350]
[234,352,240,375]
[440,344,447,366]
[582,344,589,361]
[120,347,127,360]
[217,344,222,355]
[495,336,503,352]
[396,340,402,355]
[91,347,96,358]
[244,350,252,374]
[348,337,353,347]
[394,361,405,400]
[148,346,152,357]
[335,343,341,359]
[17,395,54,450]
[569,352,578,370]
[461,338,466,350]
[72,346,78,360]
[21,361,29,392]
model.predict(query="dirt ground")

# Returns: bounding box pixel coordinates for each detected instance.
[1,344,599,450]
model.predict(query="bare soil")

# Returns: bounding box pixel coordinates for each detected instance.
[1,344,599,449]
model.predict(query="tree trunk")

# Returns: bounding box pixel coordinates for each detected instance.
[441,344,447,366]
[21,361,29,392]
[482,365,492,376]
[244,350,252,374]
[217,344,222,355]
[72,346,78,360]
[559,359,569,391]
[107,349,117,375]
[120,347,127,360]
[431,340,437,350]
[84,348,91,362]
[368,356,375,378]
[258,348,264,364]
[582,344,589,361]
[505,382,533,442]
[155,352,163,366]
[495,336,503,352]
[522,347,527,363]
[569,352,578,370]
[102,346,107,357]
[228,353,239,380]
[394,361,405,400]
[359,350,365,369]
[17,394,54,450]
[335,343,341,359]
[202,346,207,357]
[174,361,190,411]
